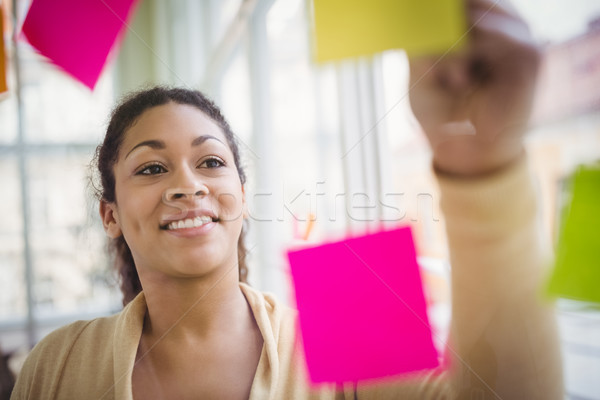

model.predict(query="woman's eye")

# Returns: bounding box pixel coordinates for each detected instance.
[136,164,167,175]
[200,157,225,169]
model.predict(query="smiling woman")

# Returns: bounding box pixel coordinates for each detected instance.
[12,87,273,400]
[94,89,262,399]
[95,87,250,305]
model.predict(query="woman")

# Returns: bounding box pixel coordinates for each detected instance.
[11,0,563,399]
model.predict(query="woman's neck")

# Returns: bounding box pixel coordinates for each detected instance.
[138,267,250,343]
[131,267,264,400]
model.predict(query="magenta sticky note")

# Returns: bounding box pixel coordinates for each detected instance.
[287,226,439,384]
[21,0,138,89]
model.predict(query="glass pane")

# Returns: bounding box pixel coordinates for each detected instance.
[27,151,120,317]
[0,94,19,145]
[217,0,243,41]
[380,50,446,258]
[18,43,114,144]
[221,50,253,150]
[0,156,26,320]
[266,0,345,241]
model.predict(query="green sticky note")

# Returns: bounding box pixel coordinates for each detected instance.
[547,165,600,303]
[310,0,467,63]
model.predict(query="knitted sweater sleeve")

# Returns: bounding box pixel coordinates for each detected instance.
[358,156,563,399]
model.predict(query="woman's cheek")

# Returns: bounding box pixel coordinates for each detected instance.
[217,191,245,222]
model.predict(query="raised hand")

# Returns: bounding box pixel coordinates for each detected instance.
[409,0,540,177]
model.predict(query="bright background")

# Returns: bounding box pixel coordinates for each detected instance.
[1,0,599,398]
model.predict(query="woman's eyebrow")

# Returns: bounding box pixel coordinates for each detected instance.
[125,139,165,159]
[191,135,225,147]
[125,135,225,160]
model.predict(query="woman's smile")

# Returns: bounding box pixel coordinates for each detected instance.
[163,216,213,231]
[159,208,220,238]
[162,217,217,237]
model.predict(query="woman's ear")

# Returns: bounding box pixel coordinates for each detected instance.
[99,201,122,238]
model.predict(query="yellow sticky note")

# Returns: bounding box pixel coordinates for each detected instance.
[310,0,467,63]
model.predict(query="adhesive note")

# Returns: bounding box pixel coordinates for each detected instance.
[1,5,7,93]
[287,226,438,384]
[310,0,467,63]
[547,165,600,303]
[21,0,139,89]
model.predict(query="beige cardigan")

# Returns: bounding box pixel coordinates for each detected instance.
[11,158,563,399]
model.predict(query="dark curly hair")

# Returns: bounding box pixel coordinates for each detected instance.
[94,86,249,306]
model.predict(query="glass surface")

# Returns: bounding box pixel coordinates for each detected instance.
[27,151,120,317]
[0,157,26,319]
[380,50,446,259]
[220,49,253,156]
[266,0,345,240]
[0,91,19,145]
[18,43,113,144]
[217,0,243,42]
[1,0,119,348]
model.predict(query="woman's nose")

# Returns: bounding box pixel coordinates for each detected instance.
[164,186,209,201]
[163,168,209,202]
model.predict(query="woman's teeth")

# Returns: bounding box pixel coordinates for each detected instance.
[167,216,213,230]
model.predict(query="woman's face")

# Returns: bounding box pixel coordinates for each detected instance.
[100,102,246,280]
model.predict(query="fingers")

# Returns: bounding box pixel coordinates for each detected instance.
[407,0,539,126]
[405,0,538,177]
[409,0,537,92]
[465,0,540,90]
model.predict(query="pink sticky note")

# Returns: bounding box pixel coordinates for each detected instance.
[287,226,438,384]
[21,0,138,89]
